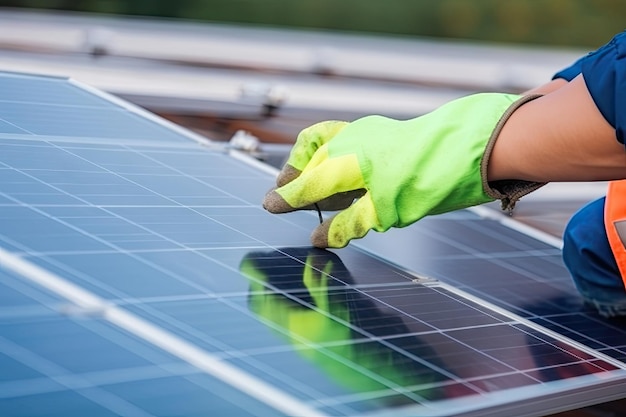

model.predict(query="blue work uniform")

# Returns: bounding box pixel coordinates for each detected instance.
[555,31,626,317]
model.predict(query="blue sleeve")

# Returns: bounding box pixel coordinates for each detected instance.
[552,55,587,81]
[553,31,626,145]
[581,31,626,144]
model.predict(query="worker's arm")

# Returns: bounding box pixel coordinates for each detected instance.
[263,92,546,248]
[500,29,626,182]
[263,76,626,248]
[524,78,568,95]
[489,74,626,183]
[264,32,626,249]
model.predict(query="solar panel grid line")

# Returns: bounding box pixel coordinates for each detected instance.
[317,291,527,391]
[52,150,245,210]
[1,106,181,143]
[0,165,596,354]
[0,291,178,417]
[0,198,366,412]
[435,282,626,371]
[216,261,456,369]
[0,246,329,417]
[379,219,558,262]
[342,282,624,415]
[459,218,565,264]
[127,293,311,357]
[3,99,121,112]
[199,333,367,416]
[0,132,215,149]
[112,297,359,415]
[2,245,276,260]
[0,268,290,417]
[0,361,201,400]
[67,78,217,148]
[41,142,317,248]
[0,188,393,413]
[371,219,575,304]
[528,315,626,360]
[0,190,240,297]
[0,145,290,221]
[120,145,257,208]
[114,260,552,412]
[229,252,620,414]
[225,280,472,386]
[301,379,463,414]
[0,73,217,147]
[468,205,563,249]
[398,218,562,272]
[527,313,617,345]
[413,248,562,262]
[0,218,287,322]
[228,148,329,226]
[404,281,516,323]
[357,289,591,384]
[0,337,158,417]
[0,248,106,311]
[0,145,314,290]
[0,118,31,135]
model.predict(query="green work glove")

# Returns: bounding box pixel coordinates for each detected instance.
[263,93,544,248]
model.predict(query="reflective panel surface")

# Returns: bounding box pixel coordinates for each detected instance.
[1,71,626,417]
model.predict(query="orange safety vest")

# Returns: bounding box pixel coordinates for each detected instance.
[605,180,626,287]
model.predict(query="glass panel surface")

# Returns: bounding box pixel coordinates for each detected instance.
[1,71,625,417]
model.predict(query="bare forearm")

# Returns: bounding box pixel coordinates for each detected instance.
[488,75,626,182]
[523,78,568,95]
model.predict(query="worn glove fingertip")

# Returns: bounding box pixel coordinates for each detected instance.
[263,188,296,213]
[311,220,350,249]
[310,223,330,248]
[276,165,301,187]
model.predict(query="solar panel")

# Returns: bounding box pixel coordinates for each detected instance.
[1,71,626,417]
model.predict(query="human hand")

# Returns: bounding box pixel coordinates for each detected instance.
[264,93,543,248]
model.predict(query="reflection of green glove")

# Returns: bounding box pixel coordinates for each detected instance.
[263,93,544,248]
[240,253,351,345]
[239,249,439,396]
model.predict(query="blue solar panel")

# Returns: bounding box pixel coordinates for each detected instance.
[0,73,195,143]
[1,71,626,417]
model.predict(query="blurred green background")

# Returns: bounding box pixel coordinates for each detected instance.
[2,0,624,48]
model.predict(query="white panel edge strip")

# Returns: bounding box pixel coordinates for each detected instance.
[0,247,328,417]
[229,149,281,176]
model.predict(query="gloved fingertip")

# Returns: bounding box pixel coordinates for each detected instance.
[310,228,329,248]
[311,221,349,249]
[263,188,296,213]
[276,165,301,187]
[310,219,329,248]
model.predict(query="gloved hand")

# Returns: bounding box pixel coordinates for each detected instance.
[263,93,545,248]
